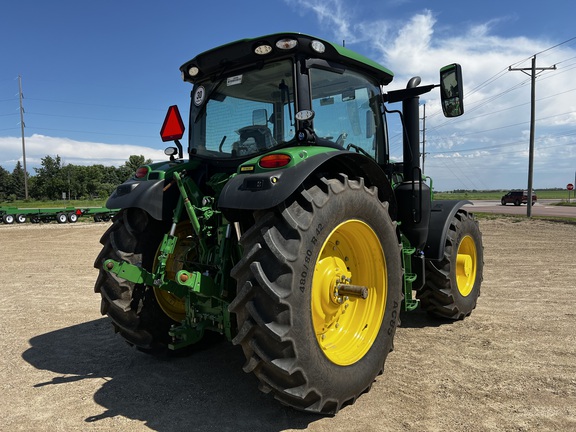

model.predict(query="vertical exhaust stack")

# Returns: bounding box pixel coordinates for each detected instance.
[395,77,431,251]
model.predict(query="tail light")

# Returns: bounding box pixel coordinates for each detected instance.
[259,154,291,169]
[135,166,149,178]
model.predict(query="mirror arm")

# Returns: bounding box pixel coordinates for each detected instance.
[174,139,183,159]
[383,84,437,104]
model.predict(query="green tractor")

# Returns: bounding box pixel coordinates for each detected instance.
[94,33,483,414]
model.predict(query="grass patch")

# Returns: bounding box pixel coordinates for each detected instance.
[1,199,108,209]
[473,212,576,225]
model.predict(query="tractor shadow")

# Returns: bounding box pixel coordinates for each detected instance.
[399,308,458,329]
[22,318,320,431]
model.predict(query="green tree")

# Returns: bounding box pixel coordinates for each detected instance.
[9,161,27,200]
[32,155,66,199]
[0,165,10,200]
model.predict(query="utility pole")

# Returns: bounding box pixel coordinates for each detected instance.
[509,56,556,217]
[18,75,29,200]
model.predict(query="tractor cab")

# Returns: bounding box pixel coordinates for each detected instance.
[173,34,395,167]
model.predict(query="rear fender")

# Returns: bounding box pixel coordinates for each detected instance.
[106,178,179,221]
[423,200,471,261]
[218,151,397,221]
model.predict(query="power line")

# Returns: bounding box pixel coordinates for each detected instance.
[509,55,556,217]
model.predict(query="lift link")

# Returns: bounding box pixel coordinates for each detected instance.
[103,258,219,299]
[172,171,209,254]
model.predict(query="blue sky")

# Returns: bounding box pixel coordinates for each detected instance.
[1,0,575,191]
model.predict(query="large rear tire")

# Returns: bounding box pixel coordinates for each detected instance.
[93,208,177,352]
[418,210,483,319]
[229,174,402,414]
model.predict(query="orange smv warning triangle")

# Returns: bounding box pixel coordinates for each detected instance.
[160,105,185,142]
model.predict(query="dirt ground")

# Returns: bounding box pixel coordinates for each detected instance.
[0,217,575,432]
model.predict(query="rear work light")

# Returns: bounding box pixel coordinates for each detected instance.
[276,38,298,50]
[259,154,291,169]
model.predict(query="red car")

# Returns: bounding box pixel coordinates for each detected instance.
[501,190,537,206]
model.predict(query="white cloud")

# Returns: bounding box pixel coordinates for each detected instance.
[286,1,576,190]
[0,134,166,172]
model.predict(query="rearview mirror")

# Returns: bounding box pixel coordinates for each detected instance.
[440,64,464,117]
[252,109,268,126]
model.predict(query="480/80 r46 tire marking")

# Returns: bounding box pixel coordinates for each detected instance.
[229,173,402,414]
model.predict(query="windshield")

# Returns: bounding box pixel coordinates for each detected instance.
[310,67,385,160]
[190,60,295,158]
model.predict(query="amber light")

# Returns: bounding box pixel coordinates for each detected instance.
[135,166,149,178]
[259,154,291,169]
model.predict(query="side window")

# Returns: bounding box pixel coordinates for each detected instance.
[310,68,383,159]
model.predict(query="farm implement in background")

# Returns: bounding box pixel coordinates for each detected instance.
[0,206,118,224]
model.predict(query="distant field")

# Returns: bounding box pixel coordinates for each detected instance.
[2,190,575,209]
[434,190,574,201]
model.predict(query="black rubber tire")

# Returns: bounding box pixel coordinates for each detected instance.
[93,208,176,352]
[16,214,26,223]
[56,213,68,223]
[501,199,506,206]
[67,212,78,223]
[3,214,14,224]
[514,199,521,206]
[229,173,402,414]
[418,210,483,319]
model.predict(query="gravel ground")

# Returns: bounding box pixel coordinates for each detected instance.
[0,217,575,431]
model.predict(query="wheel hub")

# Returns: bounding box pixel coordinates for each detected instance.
[455,235,477,297]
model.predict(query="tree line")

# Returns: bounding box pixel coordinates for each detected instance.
[0,154,151,201]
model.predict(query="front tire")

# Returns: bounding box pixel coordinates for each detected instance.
[418,210,483,319]
[229,174,402,414]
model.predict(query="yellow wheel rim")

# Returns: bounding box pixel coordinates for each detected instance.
[153,223,196,322]
[456,235,477,297]
[311,220,387,366]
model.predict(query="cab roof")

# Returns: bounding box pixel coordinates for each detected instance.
[180,32,394,86]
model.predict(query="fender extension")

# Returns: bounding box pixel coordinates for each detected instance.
[106,178,179,221]
[423,200,472,261]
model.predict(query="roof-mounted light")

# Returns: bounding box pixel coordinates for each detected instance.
[254,44,272,55]
[188,66,200,77]
[276,38,298,50]
[311,40,325,53]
